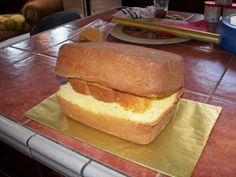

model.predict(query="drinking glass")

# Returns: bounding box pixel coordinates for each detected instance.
[153,0,170,18]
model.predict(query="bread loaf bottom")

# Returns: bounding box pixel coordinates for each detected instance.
[56,83,182,144]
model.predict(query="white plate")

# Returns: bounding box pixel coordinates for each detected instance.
[110,11,204,45]
[110,24,190,45]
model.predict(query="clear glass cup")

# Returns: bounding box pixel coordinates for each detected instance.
[153,0,170,18]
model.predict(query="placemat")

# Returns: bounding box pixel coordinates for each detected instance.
[25,95,221,177]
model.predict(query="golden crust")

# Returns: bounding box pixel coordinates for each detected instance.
[56,94,179,144]
[56,42,184,97]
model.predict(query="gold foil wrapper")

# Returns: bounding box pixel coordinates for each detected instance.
[25,95,221,177]
[112,17,221,44]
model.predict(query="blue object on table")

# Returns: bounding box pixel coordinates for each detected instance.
[218,14,236,53]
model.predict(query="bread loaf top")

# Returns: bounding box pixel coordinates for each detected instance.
[56,42,184,97]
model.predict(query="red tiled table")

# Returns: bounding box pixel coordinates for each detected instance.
[1,8,236,177]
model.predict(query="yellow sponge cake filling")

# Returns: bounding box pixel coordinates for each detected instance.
[57,83,180,125]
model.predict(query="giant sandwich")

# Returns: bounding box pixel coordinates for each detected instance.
[56,42,184,144]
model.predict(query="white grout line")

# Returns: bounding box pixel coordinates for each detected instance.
[22,119,31,126]
[184,88,209,97]
[0,33,30,49]
[210,95,236,104]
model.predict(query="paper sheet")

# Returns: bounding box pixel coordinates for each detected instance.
[25,95,221,177]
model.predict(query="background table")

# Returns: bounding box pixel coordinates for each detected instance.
[0,8,236,177]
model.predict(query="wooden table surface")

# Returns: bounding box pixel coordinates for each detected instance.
[0,8,236,177]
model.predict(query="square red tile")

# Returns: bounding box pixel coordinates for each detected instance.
[214,58,236,101]
[0,47,33,66]
[0,55,62,123]
[181,41,225,52]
